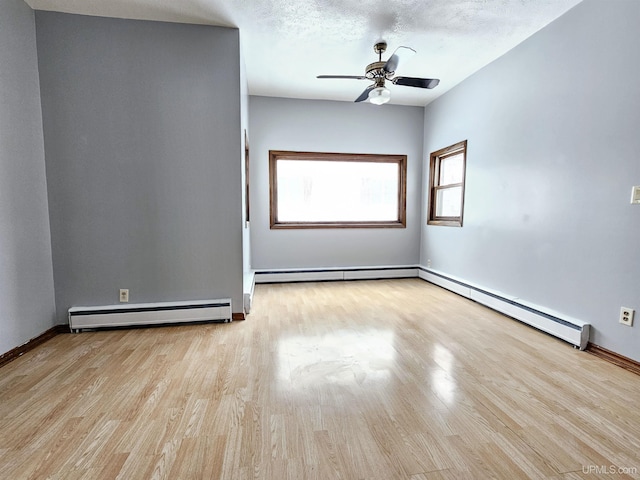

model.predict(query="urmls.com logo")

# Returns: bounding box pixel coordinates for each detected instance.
[582,464,638,475]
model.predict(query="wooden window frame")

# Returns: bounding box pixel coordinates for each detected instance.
[269,150,407,229]
[428,140,467,227]
[244,130,250,224]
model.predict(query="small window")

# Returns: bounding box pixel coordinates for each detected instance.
[428,140,467,227]
[269,151,407,229]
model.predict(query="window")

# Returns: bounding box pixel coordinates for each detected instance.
[269,151,407,229]
[428,140,467,227]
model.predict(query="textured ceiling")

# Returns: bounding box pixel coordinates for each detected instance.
[24,0,583,106]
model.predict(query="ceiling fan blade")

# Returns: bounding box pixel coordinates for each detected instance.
[354,85,375,103]
[392,76,440,89]
[383,46,416,73]
[317,75,367,80]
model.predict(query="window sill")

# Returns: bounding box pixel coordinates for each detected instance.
[270,221,406,230]
[427,219,462,227]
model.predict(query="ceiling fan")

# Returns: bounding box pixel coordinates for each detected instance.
[317,41,440,105]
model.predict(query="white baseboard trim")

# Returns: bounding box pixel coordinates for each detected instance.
[418,267,590,350]
[243,270,255,314]
[255,266,419,284]
[68,299,232,332]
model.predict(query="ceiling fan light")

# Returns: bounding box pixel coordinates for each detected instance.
[368,86,391,105]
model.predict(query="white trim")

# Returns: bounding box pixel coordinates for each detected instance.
[418,268,590,350]
[68,299,232,331]
[243,270,255,313]
[255,266,419,284]
[344,268,418,280]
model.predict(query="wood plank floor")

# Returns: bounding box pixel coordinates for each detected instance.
[1,279,639,479]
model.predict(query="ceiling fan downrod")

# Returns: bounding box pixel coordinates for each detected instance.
[373,41,387,62]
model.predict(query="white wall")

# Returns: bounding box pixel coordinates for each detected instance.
[0,0,56,354]
[420,0,640,361]
[249,96,424,270]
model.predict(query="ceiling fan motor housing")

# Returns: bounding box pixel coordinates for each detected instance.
[365,61,390,79]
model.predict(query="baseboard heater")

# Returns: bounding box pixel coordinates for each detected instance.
[244,270,255,314]
[255,266,419,283]
[419,268,590,350]
[68,299,232,332]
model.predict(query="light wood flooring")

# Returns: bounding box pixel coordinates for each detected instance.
[1,279,639,479]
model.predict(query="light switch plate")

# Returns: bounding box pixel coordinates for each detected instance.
[631,186,640,204]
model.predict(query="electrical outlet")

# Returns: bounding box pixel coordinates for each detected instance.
[619,307,634,326]
[119,289,129,303]
[427,259,432,268]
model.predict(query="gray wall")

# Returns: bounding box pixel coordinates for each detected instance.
[0,0,56,354]
[249,96,424,270]
[420,0,640,361]
[36,12,244,322]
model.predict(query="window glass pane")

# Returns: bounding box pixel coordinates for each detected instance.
[277,160,399,222]
[439,153,463,185]
[435,186,462,217]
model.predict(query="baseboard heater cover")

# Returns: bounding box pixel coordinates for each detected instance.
[243,270,255,314]
[68,299,232,332]
[255,266,419,284]
[418,268,590,350]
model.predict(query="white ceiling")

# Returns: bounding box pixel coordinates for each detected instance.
[24,0,583,106]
